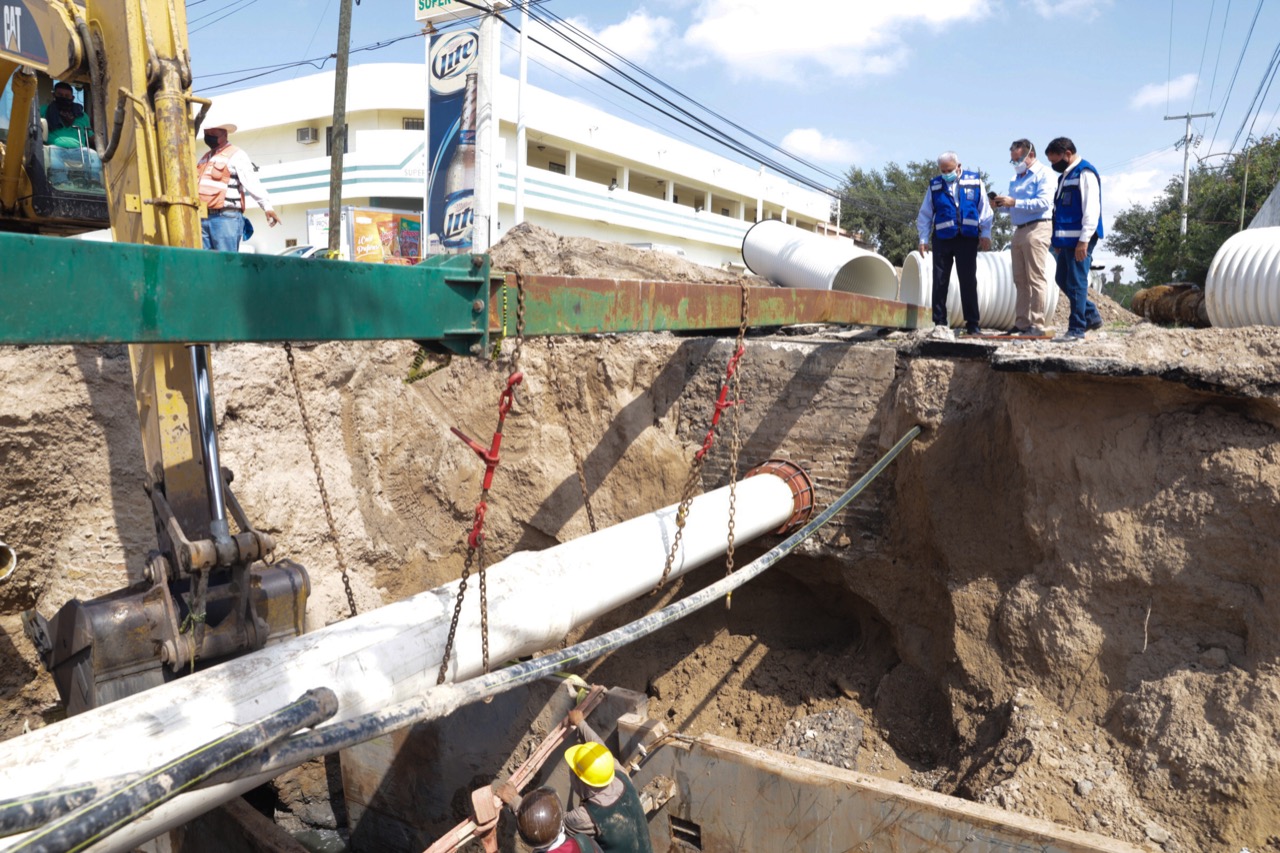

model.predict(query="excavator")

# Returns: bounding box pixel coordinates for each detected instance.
[2,0,313,713]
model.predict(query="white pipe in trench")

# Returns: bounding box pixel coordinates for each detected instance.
[0,472,797,852]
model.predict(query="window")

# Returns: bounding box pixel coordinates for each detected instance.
[548,161,566,175]
[325,125,349,156]
[403,117,424,131]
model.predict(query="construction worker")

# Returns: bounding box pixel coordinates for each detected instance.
[196,122,279,252]
[562,709,653,853]
[512,787,602,853]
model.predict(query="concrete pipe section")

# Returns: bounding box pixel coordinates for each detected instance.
[1206,226,1280,327]
[0,463,813,853]
[900,250,1060,330]
[741,220,899,301]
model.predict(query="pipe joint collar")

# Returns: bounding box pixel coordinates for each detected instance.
[745,460,814,533]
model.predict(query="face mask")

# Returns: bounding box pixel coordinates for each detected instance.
[1051,159,1069,174]
[942,171,958,183]
[204,135,220,149]
[1014,159,1029,175]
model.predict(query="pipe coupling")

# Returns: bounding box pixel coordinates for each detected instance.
[745,460,814,533]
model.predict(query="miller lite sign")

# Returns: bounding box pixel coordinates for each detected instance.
[424,30,481,254]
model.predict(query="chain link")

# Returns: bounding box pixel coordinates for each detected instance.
[546,337,598,533]
[724,282,750,609]
[438,275,527,682]
[655,282,751,595]
[285,343,358,619]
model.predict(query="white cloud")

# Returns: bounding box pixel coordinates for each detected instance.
[1130,73,1198,110]
[1023,0,1111,20]
[503,11,676,78]
[781,128,863,164]
[1093,148,1183,280]
[682,0,990,82]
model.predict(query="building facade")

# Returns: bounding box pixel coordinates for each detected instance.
[203,62,835,268]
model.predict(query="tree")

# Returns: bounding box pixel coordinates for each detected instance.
[1107,132,1280,285]
[838,160,1012,267]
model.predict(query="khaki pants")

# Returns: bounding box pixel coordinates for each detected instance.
[1011,219,1051,330]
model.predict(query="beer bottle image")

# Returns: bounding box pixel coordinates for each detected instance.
[441,72,476,253]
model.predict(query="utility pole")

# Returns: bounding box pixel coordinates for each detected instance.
[327,0,356,255]
[1164,111,1214,237]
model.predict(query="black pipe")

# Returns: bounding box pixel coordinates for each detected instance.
[7,687,337,853]
[217,426,923,781]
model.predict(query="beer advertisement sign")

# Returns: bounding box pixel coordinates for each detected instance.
[425,28,480,254]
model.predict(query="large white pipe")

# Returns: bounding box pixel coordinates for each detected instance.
[0,471,800,852]
[741,220,899,301]
[0,541,14,583]
[1205,226,1280,327]
[900,250,1060,330]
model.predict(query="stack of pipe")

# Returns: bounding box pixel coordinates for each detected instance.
[1206,227,1280,327]
[741,220,899,301]
[900,250,1060,330]
[1130,283,1209,327]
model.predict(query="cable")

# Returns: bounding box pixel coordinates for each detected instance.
[1190,0,1216,119]
[1166,0,1175,115]
[1207,0,1265,153]
[190,0,262,35]
[1228,39,1280,151]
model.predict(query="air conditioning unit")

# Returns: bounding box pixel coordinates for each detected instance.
[296,127,319,145]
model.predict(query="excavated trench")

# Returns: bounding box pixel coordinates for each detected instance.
[3,227,1280,850]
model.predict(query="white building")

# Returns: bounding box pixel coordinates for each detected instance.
[203,62,835,268]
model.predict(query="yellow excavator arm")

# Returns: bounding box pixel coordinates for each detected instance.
[6,2,310,713]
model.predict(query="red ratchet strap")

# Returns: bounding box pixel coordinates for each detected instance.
[450,371,524,549]
[694,344,745,461]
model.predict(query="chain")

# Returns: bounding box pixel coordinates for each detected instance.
[546,337,598,533]
[654,283,751,594]
[404,346,452,384]
[724,282,750,609]
[438,275,526,682]
[438,549,473,684]
[490,283,508,360]
[285,343,358,619]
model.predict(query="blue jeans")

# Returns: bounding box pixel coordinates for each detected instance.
[202,209,244,252]
[1054,236,1103,333]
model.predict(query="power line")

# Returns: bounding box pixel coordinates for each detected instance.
[1189,0,1217,118]
[1207,0,1265,152]
[190,0,263,35]
[1229,39,1280,151]
[1166,0,1175,115]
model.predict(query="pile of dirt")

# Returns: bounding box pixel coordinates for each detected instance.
[490,221,762,285]
[2,227,1277,852]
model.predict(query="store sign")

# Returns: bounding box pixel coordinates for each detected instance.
[414,0,470,25]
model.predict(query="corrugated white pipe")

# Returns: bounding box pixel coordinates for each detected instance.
[0,472,798,853]
[0,541,13,583]
[1205,227,1280,327]
[741,220,899,301]
[900,250,1060,330]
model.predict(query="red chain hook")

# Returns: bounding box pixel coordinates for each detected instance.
[451,371,524,548]
[694,343,746,461]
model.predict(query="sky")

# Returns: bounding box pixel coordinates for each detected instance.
[187,0,1280,280]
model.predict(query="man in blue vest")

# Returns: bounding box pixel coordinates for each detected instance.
[1045,136,1104,342]
[916,151,993,340]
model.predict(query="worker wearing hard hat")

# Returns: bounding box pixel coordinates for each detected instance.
[562,709,653,853]
[511,787,603,853]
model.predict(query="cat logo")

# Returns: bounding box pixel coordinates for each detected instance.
[3,4,22,54]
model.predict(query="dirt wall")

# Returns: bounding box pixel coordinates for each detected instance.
[3,318,1280,850]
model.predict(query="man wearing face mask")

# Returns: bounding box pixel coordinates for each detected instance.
[196,122,280,252]
[44,82,85,132]
[916,151,993,339]
[1044,136,1103,342]
[991,139,1055,337]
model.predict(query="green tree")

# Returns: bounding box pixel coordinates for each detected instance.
[1107,132,1280,285]
[838,160,1012,266]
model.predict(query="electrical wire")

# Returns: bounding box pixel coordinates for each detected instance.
[1229,39,1280,151]
[190,0,263,35]
[1207,0,1265,153]
[1203,0,1234,133]
[1166,0,1175,115]
[1189,0,1217,119]
[530,5,845,186]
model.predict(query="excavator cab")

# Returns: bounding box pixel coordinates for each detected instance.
[18,77,110,229]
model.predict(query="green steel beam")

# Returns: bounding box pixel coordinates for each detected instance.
[0,232,490,353]
[490,274,923,335]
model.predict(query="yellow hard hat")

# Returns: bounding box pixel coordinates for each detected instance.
[564,742,615,788]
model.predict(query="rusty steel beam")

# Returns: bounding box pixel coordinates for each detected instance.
[490,274,923,337]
